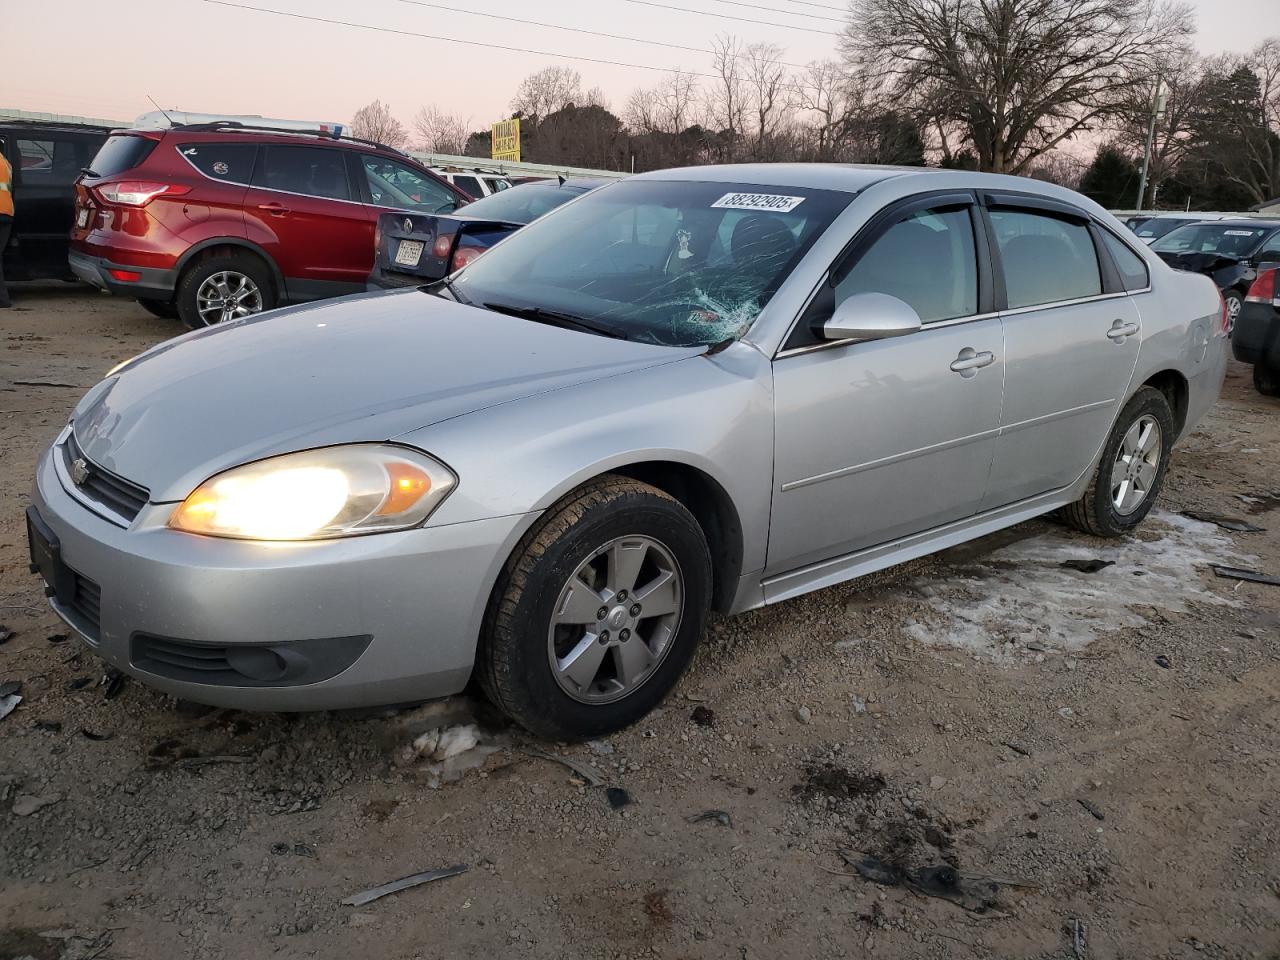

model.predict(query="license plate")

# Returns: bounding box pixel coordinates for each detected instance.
[394,239,424,267]
[76,207,90,228]
[26,506,74,605]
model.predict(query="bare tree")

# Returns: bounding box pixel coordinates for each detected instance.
[841,0,1194,173]
[1111,50,1209,204]
[745,42,790,159]
[511,66,583,120]
[796,60,852,159]
[1194,42,1280,206]
[412,105,471,155]
[350,100,409,147]
[706,35,749,159]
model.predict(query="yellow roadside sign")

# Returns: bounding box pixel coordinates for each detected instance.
[491,119,521,163]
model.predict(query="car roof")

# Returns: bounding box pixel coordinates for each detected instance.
[0,120,111,136]
[1187,219,1280,229]
[131,126,407,158]
[634,162,924,193]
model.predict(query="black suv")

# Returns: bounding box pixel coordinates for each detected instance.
[1,120,112,281]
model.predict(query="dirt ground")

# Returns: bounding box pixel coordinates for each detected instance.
[1,283,1278,960]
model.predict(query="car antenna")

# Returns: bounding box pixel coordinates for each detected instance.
[558,174,566,186]
[146,94,175,127]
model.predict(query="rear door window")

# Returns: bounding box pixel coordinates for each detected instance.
[178,143,257,184]
[16,137,91,186]
[256,145,351,201]
[990,209,1102,309]
[452,175,483,197]
[834,206,979,323]
[361,157,457,212]
[88,135,157,178]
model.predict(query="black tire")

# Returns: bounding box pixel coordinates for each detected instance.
[1254,362,1280,397]
[477,475,713,741]
[1224,290,1243,336]
[1060,386,1175,537]
[175,252,275,330]
[136,297,179,320]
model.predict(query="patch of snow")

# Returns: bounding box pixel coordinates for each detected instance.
[902,511,1246,661]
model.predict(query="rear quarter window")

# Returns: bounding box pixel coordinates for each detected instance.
[1100,230,1150,292]
[88,135,157,178]
[177,143,257,184]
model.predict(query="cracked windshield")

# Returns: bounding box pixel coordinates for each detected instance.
[451,180,850,346]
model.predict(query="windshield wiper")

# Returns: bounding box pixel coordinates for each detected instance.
[480,301,627,340]
[420,274,470,305]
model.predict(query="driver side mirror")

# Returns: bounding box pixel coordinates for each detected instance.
[821,292,923,342]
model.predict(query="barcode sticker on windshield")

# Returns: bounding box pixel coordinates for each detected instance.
[1224,230,1256,236]
[712,192,805,213]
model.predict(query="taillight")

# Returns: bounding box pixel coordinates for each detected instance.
[96,181,191,206]
[373,219,383,254]
[1246,268,1277,305]
[450,246,485,272]
[432,235,453,259]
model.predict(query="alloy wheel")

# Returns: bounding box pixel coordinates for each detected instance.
[196,271,263,325]
[547,535,684,704]
[1110,414,1162,516]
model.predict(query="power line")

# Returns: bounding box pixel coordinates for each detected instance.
[704,0,844,24]
[621,0,833,34]
[776,0,847,11]
[389,0,812,69]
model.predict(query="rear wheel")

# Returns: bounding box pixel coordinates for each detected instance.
[1224,290,1243,335]
[176,253,275,330]
[1060,386,1175,537]
[477,475,712,740]
[136,298,178,320]
[1255,362,1280,397]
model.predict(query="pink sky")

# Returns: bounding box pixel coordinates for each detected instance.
[7,0,1275,138]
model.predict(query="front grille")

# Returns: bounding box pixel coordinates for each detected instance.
[62,432,150,522]
[66,569,101,641]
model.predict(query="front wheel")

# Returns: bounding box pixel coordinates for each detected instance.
[1060,386,1175,537]
[1254,362,1280,397]
[1224,290,1243,335]
[176,253,275,330]
[477,475,712,740]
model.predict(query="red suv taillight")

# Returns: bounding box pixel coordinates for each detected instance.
[1246,267,1278,306]
[96,181,191,206]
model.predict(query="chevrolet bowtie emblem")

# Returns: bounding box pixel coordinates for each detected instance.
[71,458,91,486]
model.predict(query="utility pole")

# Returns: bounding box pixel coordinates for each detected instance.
[1136,75,1167,211]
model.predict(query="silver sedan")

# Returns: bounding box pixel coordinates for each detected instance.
[29,164,1228,739]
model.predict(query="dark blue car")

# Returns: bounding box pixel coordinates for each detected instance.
[368,177,608,289]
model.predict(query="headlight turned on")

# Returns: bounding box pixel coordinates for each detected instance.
[169,445,456,541]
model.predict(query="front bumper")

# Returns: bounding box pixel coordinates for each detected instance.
[31,437,534,710]
[69,250,177,300]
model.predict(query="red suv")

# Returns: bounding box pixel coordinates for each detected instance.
[70,124,468,328]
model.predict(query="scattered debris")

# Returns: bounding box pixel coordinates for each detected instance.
[1212,565,1280,587]
[1001,740,1031,757]
[12,792,62,816]
[1058,707,1076,719]
[686,809,732,827]
[103,669,128,700]
[272,842,317,858]
[929,776,947,791]
[690,705,716,727]
[1071,918,1087,959]
[524,748,605,787]
[1154,655,1172,670]
[175,755,253,769]
[0,680,20,697]
[0,626,12,644]
[839,852,1004,913]
[341,863,468,907]
[65,677,93,692]
[14,379,79,388]
[1077,799,1105,821]
[586,739,615,756]
[851,695,867,715]
[361,799,399,822]
[80,728,113,742]
[433,724,480,761]
[795,705,813,724]
[0,693,21,722]
[34,719,61,732]
[1060,559,1114,574]
[606,787,632,809]
[1181,511,1265,533]
[47,632,68,644]
[793,763,886,807]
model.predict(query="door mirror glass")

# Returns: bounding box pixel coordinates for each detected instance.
[822,292,922,341]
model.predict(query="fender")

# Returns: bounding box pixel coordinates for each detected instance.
[174,237,286,298]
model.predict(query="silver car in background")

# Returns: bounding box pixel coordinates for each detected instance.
[29,164,1228,739]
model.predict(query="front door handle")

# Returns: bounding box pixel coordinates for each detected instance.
[1107,320,1140,341]
[257,202,290,217]
[950,348,995,377]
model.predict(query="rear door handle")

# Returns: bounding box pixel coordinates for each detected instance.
[1107,320,1140,341]
[257,202,290,216]
[950,348,995,376]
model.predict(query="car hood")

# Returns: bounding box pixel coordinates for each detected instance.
[72,291,697,502]
[1154,250,1241,276]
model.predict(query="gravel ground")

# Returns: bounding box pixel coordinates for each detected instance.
[1,284,1278,960]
